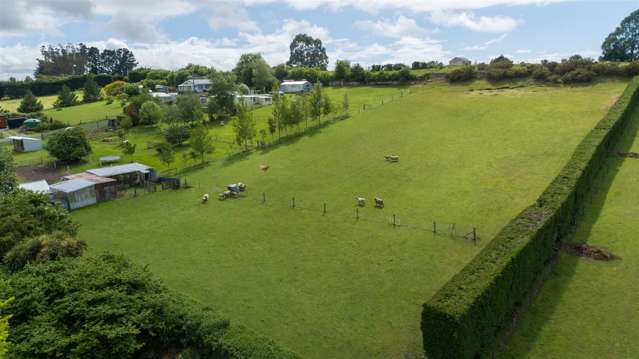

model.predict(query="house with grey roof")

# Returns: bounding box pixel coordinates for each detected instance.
[86,163,156,186]
[177,77,212,93]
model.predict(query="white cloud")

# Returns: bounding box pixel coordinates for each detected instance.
[463,33,508,51]
[239,0,568,13]
[0,44,41,79]
[206,1,260,32]
[430,11,522,32]
[516,49,532,54]
[356,16,427,38]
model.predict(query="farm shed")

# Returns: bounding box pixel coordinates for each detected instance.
[18,180,50,194]
[236,94,273,106]
[24,118,41,129]
[63,173,117,202]
[280,80,312,93]
[0,113,8,129]
[151,92,177,103]
[50,179,96,210]
[86,162,157,186]
[7,117,27,129]
[8,136,43,152]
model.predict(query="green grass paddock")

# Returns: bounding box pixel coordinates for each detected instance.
[68,80,625,358]
[502,100,639,359]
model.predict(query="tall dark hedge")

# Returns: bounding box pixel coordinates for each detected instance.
[422,76,639,359]
[0,74,119,99]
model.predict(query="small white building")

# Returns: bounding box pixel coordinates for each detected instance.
[177,78,212,93]
[151,92,178,103]
[19,180,50,194]
[8,136,43,152]
[236,94,273,106]
[280,80,312,94]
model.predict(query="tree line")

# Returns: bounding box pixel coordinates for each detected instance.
[36,43,137,77]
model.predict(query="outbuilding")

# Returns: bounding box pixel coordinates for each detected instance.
[50,179,97,210]
[0,113,8,130]
[8,136,43,152]
[7,117,27,129]
[236,94,273,106]
[18,180,50,194]
[86,162,157,186]
[24,118,41,129]
[62,173,117,202]
[280,80,312,93]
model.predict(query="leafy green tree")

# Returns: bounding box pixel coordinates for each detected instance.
[287,34,329,70]
[350,63,366,82]
[1,254,229,359]
[0,190,77,259]
[272,95,287,139]
[0,146,16,195]
[0,281,11,358]
[209,71,237,120]
[267,116,277,140]
[139,101,165,125]
[17,90,43,113]
[120,140,136,162]
[155,141,176,169]
[601,9,639,61]
[334,60,351,81]
[82,74,101,103]
[342,92,350,113]
[46,127,92,163]
[322,95,333,118]
[164,125,190,146]
[233,53,275,90]
[273,63,289,81]
[310,82,323,124]
[54,85,78,108]
[176,94,203,123]
[233,104,257,150]
[189,125,214,163]
[4,232,86,273]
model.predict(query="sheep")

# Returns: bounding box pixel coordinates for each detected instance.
[384,155,400,162]
[355,197,366,207]
[375,197,384,208]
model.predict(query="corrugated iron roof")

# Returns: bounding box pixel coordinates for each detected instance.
[19,180,50,193]
[86,163,153,177]
[63,173,116,184]
[50,179,95,193]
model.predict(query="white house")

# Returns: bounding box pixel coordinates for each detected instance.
[8,136,42,152]
[280,80,312,94]
[151,92,178,103]
[177,78,212,93]
[236,94,273,106]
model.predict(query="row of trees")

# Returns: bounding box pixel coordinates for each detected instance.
[36,43,137,77]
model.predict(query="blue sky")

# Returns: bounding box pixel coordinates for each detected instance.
[0,0,636,79]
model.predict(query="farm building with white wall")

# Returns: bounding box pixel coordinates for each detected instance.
[8,136,42,152]
[280,80,312,93]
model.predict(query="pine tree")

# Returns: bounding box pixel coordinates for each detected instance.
[54,85,78,108]
[17,90,43,113]
[82,74,101,103]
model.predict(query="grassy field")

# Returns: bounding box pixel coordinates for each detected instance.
[0,91,84,112]
[502,101,639,358]
[68,80,628,358]
[42,100,121,125]
[9,86,406,172]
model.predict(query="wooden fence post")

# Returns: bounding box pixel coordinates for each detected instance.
[323,203,327,215]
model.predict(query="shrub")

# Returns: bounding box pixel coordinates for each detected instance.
[4,232,86,272]
[532,65,552,81]
[102,80,127,97]
[46,127,92,163]
[561,68,597,83]
[35,118,67,132]
[164,125,191,146]
[446,66,477,83]
[421,77,639,359]
[17,90,43,113]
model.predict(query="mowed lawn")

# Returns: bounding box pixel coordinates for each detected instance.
[502,103,639,358]
[72,80,627,358]
[43,100,122,125]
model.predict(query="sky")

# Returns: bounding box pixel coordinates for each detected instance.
[0,0,636,80]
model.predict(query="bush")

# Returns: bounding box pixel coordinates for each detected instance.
[446,66,477,83]
[421,77,639,359]
[0,190,77,259]
[4,232,86,272]
[34,118,67,132]
[17,90,43,113]
[561,68,597,83]
[46,127,92,163]
[102,80,127,97]
[532,65,552,81]
[164,125,191,146]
